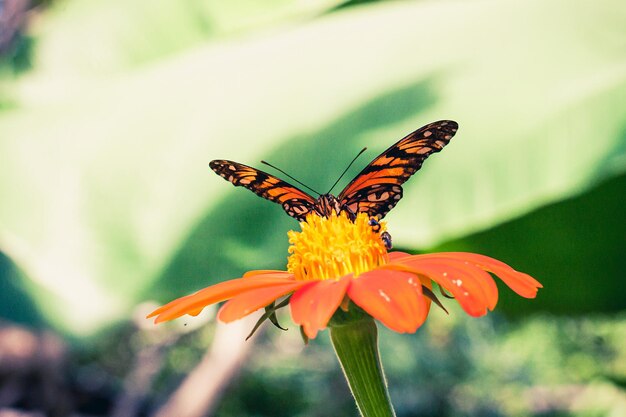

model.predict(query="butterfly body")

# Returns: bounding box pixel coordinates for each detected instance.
[286,193,344,220]
[209,120,458,248]
[313,194,344,218]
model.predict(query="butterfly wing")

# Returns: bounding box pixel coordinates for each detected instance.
[338,120,458,219]
[209,160,317,221]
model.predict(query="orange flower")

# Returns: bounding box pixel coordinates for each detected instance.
[148,213,542,339]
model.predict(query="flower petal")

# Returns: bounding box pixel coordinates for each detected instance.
[147,272,295,323]
[388,258,496,316]
[422,252,542,298]
[218,281,308,322]
[417,262,491,316]
[348,269,428,333]
[387,251,411,262]
[290,276,350,339]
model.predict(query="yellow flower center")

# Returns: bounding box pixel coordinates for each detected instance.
[287,212,388,281]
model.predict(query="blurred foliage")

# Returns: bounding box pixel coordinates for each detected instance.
[0,0,341,77]
[203,311,626,417]
[0,34,35,76]
[331,0,388,13]
[0,251,45,327]
[4,307,623,416]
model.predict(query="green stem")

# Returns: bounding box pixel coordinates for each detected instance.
[329,316,396,417]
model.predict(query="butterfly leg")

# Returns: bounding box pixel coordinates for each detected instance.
[343,205,357,222]
[368,217,382,232]
[381,231,392,250]
[368,217,393,250]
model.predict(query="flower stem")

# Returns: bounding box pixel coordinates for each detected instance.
[329,315,396,417]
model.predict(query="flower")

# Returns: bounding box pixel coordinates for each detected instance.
[148,212,542,339]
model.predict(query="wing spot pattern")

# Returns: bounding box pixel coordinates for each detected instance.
[367,191,390,202]
[210,120,458,222]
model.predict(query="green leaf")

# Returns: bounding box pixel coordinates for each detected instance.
[430,173,626,315]
[22,0,341,76]
[0,0,624,335]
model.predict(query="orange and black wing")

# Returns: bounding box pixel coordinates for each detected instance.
[210,160,317,221]
[338,120,458,219]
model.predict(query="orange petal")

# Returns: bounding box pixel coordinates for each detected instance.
[218,281,308,322]
[423,252,542,298]
[419,262,490,316]
[389,258,495,317]
[147,273,295,323]
[290,276,351,340]
[348,269,428,333]
[420,257,497,306]
[387,251,411,262]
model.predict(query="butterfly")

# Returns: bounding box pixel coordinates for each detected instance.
[209,120,458,247]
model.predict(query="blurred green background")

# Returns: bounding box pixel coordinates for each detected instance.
[1,0,625,416]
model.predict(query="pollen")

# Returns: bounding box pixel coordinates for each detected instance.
[287,212,388,281]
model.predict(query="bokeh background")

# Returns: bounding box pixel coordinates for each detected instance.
[1,0,625,416]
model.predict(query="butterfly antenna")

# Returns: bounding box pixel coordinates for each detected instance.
[260,160,322,196]
[327,147,367,194]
